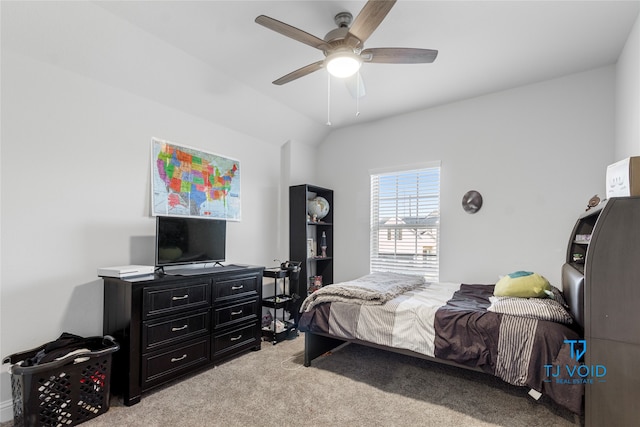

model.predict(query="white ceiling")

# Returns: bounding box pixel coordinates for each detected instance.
[54,1,626,141]
[3,1,637,144]
[4,0,636,143]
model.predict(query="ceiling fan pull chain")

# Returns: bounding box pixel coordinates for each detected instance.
[356,71,361,117]
[326,73,332,126]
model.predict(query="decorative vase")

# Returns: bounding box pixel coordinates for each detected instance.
[320,231,327,258]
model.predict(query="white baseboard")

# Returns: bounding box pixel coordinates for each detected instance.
[1,398,14,423]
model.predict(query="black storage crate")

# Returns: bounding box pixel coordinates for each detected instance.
[3,335,119,427]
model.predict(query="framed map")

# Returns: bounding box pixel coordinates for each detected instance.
[151,138,241,220]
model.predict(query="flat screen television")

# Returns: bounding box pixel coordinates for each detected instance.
[155,216,226,267]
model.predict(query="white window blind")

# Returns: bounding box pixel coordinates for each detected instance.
[370,165,440,281]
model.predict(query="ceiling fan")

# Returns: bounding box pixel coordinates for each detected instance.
[255,0,438,86]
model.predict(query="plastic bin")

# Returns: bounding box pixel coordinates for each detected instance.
[3,334,119,427]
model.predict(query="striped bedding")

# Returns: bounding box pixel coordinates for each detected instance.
[299,281,583,414]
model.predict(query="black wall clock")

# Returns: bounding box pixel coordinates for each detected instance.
[462,190,483,214]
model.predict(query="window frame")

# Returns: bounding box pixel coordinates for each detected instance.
[369,162,441,281]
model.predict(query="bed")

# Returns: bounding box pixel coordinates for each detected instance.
[298,272,584,414]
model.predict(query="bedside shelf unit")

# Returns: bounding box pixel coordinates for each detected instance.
[565,204,602,274]
[102,265,263,406]
[290,185,334,312]
[562,197,640,426]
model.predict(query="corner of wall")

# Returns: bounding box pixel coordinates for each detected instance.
[279,141,292,261]
[279,139,320,262]
[615,10,640,159]
[286,140,318,186]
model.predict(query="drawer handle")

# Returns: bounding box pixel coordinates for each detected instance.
[172,294,189,301]
[172,324,188,332]
[230,334,243,341]
[230,310,243,316]
[171,354,187,362]
[231,285,244,290]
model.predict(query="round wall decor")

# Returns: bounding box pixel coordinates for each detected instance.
[462,190,483,214]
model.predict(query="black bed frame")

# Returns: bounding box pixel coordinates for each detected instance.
[303,277,584,369]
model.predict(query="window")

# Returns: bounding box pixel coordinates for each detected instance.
[370,164,440,281]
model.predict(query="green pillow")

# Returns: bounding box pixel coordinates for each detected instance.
[494,271,551,298]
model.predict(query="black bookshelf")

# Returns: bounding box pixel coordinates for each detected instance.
[289,184,334,316]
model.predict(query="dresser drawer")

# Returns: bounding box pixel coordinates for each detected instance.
[142,337,211,389]
[213,323,259,359]
[143,309,210,351]
[214,299,258,330]
[213,274,259,303]
[143,281,210,319]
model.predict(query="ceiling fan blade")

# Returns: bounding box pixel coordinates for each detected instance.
[361,48,438,64]
[273,60,324,85]
[346,0,397,47]
[255,15,331,51]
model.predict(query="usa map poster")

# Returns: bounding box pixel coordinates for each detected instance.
[151,138,241,220]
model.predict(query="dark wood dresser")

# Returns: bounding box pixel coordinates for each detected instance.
[102,265,263,405]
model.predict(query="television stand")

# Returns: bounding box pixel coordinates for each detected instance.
[102,264,264,405]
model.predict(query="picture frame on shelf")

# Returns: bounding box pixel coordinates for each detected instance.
[307,238,315,258]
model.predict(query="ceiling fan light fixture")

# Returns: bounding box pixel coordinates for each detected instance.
[257,0,437,87]
[325,50,362,78]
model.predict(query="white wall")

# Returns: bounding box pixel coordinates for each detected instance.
[279,140,318,262]
[316,67,616,287]
[615,12,640,158]
[288,140,318,187]
[0,21,283,420]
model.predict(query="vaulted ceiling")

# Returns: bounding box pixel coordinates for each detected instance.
[5,1,639,146]
[96,1,639,127]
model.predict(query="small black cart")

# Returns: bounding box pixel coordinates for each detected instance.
[261,267,299,344]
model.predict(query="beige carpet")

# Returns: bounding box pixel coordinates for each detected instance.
[2,333,582,426]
